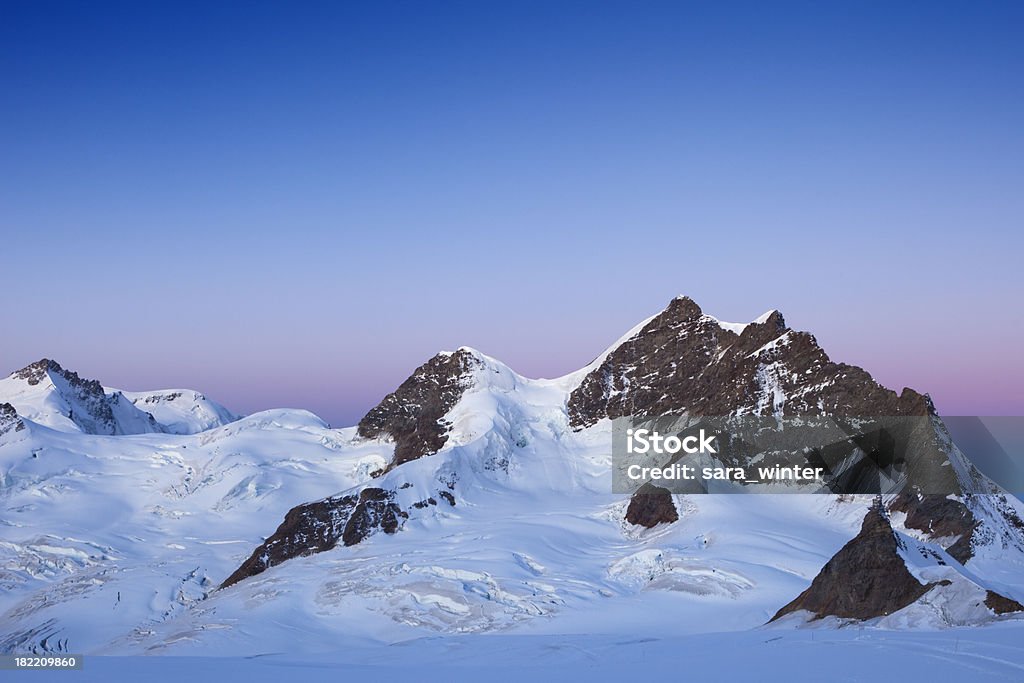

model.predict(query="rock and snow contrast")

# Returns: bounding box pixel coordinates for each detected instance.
[1,297,1023,671]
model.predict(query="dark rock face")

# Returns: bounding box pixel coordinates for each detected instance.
[0,403,25,437]
[624,484,678,527]
[889,490,977,563]
[357,349,479,470]
[136,391,183,404]
[341,488,409,546]
[985,590,1024,614]
[221,488,408,589]
[11,359,58,386]
[568,297,931,429]
[9,359,160,436]
[771,503,934,622]
[221,493,358,588]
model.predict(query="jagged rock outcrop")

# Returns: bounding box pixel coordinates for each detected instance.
[624,484,678,527]
[221,493,358,588]
[341,487,409,546]
[11,359,62,386]
[569,296,930,429]
[0,402,25,437]
[771,503,936,621]
[357,349,479,470]
[221,487,408,588]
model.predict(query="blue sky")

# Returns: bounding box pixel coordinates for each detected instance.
[2,1,1023,424]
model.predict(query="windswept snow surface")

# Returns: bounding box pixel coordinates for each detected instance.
[20,627,1024,683]
[0,411,389,653]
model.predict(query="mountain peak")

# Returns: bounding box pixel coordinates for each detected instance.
[1,360,157,436]
[10,358,64,386]
[663,297,786,337]
[568,295,926,428]
[445,346,492,364]
[3,360,238,436]
[10,358,108,399]
[665,295,704,320]
[752,309,786,331]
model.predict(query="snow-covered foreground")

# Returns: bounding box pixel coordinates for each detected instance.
[0,410,392,652]
[19,626,1024,682]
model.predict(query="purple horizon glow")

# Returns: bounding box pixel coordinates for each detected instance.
[2,293,1019,426]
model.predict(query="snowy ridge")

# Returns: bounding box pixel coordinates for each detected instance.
[704,308,780,336]
[0,360,160,435]
[0,360,238,436]
[544,310,663,392]
[121,389,239,435]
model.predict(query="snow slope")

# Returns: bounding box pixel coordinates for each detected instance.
[0,411,388,653]
[19,627,1024,683]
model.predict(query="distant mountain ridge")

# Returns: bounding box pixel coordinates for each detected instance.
[0,359,239,436]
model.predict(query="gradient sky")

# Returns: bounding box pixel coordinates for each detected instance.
[2,1,1022,425]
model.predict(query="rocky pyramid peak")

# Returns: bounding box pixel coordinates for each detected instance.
[771,497,1024,623]
[664,294,704,319]
[770,500,936,621]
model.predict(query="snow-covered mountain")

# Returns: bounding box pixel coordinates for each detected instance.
[0,360,238,436]
[1,297,1023,658]
[120,390,239,435]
